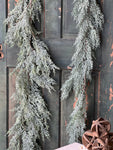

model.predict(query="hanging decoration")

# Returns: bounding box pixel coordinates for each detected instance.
[5,0,104,149]
[61,0,104,144]
[5,0,58,149]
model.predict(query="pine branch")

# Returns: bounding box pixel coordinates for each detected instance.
[5,0,58,149]
[61,0,104,144]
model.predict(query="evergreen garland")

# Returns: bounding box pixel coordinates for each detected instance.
[5,0,58,149]
[5,0,104,148]
[61,0,104,144]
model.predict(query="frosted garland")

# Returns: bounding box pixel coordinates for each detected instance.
[5,0,58,149]
[61,0,104,144]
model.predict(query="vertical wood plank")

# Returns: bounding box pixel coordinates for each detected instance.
[7,0,17,148]
[0,0,6,149]
[94,0,113,132]
[0,68,6,149]
[43,70,60,150]
[95,71,113,131]
[60,70,74,146]
[85,79,95,130]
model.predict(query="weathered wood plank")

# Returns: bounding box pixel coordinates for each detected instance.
[86,79,95,130]
[63,0,77,39]
[94,0,113,131]
[95,70,113,131]
[60,70,74,146]
[42,70,60,150]
[0,67,6,150]
[44,0,61,38]
[0,0,6,149]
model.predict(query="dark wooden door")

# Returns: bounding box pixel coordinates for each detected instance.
[0,0,113,150]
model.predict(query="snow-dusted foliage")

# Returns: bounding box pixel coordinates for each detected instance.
[61,0,104,144]
[5,0,58,149]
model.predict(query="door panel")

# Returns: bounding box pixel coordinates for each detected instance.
[44,0,61,38]
[63,0,77,39]
[5,0,113,150]
[6,0,95,149]
[94,0,113,131]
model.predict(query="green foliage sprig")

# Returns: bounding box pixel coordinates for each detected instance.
[61,0,104,144]
[5,0,58,149]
